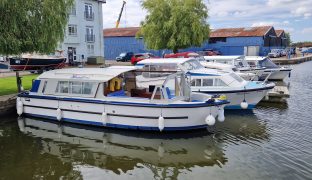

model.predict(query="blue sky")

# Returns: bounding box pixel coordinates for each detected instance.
[102,0,312,42]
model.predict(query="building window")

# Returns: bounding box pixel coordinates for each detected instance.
[85,27,95,42]
[84,4,94,20]
[87,44,94,54]
[68,25,77,36]
[69,4,76,15]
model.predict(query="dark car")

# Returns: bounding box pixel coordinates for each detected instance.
[164,52,200,58]
[116,52,134,62]
[203,49,222,56]
[131,53,158,65]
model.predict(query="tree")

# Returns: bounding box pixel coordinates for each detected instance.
[0,0,74,55]
[138,0,210,53]
[285,32,291,46]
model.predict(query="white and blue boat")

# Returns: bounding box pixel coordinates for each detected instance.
[16,66,228,131]
[245,56,292,81]
[136,58,275,110]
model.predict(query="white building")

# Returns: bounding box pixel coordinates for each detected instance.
[59,0,106,64]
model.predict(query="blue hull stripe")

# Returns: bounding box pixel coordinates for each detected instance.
[24,113,208,131]
[225,104,256,110]
[19,93,228,108]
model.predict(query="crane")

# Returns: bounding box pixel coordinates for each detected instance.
[116,1,126,28]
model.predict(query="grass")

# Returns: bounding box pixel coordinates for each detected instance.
[0,74,38,96]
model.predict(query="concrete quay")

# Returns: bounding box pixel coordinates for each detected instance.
[272,54,312,65]
[0,94,17,115]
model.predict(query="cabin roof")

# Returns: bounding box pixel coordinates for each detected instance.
[37,66,140,82]
[137,58,195,65]
[244,56,267,61]
[203,55,244,60]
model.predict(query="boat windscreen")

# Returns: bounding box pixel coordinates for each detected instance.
[182,60,204,70]
[259,58,278,68]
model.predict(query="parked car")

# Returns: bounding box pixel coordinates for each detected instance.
[268,49,282,58]
[0,56,5,62]
[131,53,157,65]
[116,52,134,62]
[164,52,200,58]
[203,49,222,55]
[302,47,312,53]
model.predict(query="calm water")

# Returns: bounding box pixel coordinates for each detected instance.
[1,62,312,180]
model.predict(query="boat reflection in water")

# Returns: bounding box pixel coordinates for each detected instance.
[17,115,269,178]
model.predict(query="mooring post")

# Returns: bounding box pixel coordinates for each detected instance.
[16,71,22,93]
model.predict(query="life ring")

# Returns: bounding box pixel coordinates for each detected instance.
[109,77,121,91]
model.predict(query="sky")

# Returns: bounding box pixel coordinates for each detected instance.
[102,0,312,42]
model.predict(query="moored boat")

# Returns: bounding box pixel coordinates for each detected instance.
[136,58,275,110]
[9,54,66,71]
[245,56,292,81]
[16,66,228,131]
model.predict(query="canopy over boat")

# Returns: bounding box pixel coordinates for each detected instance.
[37,66,141,82]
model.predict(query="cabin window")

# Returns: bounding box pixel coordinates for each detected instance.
[215,79,228,86]
[191,79,202,86]
[202,79,213,86]
[59,81,69,93]
[56,81,96,95]
[83,82,93,94]
[42,81,47,93]
[70,82,82,94]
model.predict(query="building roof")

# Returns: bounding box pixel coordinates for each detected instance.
[275,30,285,37]
[37,66,140,82]
[210,26,273,38]
[104,27,140,37]
[103,26,278,38]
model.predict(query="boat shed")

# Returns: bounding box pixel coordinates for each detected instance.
[103,26,287,60]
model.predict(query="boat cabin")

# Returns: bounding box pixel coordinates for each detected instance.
[30,66,190,102]
[137,58,248,90]
[203,55,251,70]
[244,56,279,69]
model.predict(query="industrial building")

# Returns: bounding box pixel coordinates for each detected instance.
[103,26,287,60]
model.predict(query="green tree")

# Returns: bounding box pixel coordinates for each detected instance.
[285,32,291,46]
[0,0,74,55]
[138,0,210,53]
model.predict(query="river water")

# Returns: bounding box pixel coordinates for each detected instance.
[0,61,312,180]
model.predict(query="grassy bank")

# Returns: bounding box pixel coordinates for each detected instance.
[0,74,38,96]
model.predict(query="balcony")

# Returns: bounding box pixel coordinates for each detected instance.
[84,11,94,21]
[85,35,95,42]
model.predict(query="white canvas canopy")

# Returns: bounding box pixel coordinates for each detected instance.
[37,66,140,82]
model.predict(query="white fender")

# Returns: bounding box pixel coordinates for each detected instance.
[56,108,62,121]
[205,114,216,126]
[217,108,225,122]
[158,116,165,132]
[16,98,23,116]
[17,118,25,132]
[102,112,108,125]
[240,100,249,109]
[265,95,269,101]
[158,144,165,158]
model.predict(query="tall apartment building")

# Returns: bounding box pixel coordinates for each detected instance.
[58,0,105,64]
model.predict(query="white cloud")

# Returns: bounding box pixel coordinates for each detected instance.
[302,27,312,34]
[251,21,289,27]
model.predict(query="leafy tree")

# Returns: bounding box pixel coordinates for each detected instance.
[285,32,291,46]
[0,0,74,55]
[138,0,210,53]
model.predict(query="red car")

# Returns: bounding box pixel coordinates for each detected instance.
[131,53,157,65]
[164,52,200,58]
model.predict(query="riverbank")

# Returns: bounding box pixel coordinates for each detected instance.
[0,94,17,115]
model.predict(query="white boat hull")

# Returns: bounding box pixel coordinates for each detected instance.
[19,95,225,131]
[267,70,291,80]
